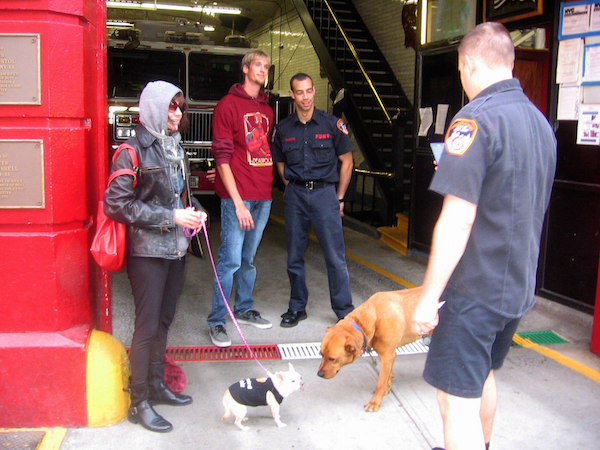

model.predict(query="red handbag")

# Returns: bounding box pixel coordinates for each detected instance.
[90,144,139,271]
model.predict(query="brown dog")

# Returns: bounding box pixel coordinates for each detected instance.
[317,287,422,412]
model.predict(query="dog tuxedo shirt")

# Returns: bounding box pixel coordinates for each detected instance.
[228,377,284,406]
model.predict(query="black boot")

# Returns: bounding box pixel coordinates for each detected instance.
[128,383,173,433]
[148,362,193,406]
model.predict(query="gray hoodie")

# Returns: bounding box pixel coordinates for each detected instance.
[139,81,184,169]
[139,80,181,137]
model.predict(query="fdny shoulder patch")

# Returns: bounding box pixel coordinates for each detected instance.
[336,119,349,135]
[445,119,478,156]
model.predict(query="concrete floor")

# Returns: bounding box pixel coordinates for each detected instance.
[60,191,600,449]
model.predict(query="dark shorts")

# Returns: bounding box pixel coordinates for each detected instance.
[423,291,521,398]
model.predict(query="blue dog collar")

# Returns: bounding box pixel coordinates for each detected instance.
[350,321,368,354]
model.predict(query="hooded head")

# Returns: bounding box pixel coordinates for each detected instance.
[139,80,183,136]
[138,81,186,166]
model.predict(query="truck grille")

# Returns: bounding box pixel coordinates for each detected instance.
[182,110,213,145]
[182,110,213,161]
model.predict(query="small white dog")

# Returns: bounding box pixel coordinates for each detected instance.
[222,363,304,431]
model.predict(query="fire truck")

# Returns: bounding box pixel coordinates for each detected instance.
[107,23,251,194]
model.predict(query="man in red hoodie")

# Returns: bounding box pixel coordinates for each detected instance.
[207,50,275,347]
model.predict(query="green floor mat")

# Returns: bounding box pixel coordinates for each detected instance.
[512,330,569,347]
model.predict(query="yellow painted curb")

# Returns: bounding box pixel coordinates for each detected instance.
[512,334,600,384]
[86,329,131,427]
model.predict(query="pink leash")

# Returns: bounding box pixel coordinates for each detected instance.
[201,222,273,377]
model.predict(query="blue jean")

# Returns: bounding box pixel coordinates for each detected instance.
[207,198,272,327]
[284,183,354,319]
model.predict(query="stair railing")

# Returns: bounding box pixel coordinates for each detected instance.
[347,168,394,226]
[321,0,392,126]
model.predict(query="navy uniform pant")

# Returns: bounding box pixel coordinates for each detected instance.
[283,183,354,319]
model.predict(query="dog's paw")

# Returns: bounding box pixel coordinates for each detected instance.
[276,422,287,428]
[364,399,381,412]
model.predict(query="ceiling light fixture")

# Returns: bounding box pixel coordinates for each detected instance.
[107,21,135,27]
[106,1,241,15]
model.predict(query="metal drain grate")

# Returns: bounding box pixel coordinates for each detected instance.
[512,330,569,347]
[165,345,281,361]
[279,342,322,360]
[365,339,430,357]
[138,340,429,362]
[279,341,429,360]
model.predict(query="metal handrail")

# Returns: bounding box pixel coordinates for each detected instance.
[355,168,394,178]
[322,0,392,125]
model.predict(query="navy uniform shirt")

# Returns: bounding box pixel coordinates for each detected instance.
[272,108,353,183]
[430,78,556,317]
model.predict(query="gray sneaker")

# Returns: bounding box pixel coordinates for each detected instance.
[209,325,231,347]
[235,310,272,329]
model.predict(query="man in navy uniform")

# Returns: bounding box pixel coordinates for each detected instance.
[272,73,355,327]
[411,22,556,450]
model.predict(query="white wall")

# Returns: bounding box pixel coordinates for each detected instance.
[247,8,331,111]
[353,0,416,106]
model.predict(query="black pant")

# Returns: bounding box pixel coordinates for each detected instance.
[127,256,186,386]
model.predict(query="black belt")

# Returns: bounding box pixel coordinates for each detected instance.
[288,179,332,190]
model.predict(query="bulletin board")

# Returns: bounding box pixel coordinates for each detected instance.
[557,0,600,145]
[558,0,600,40]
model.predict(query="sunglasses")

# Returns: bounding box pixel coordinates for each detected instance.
[169,100,187,113]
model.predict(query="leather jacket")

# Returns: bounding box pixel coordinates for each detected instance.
[104,125,204,259]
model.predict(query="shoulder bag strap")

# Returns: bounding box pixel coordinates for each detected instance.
[108,143,139,187]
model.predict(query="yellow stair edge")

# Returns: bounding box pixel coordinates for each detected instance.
[395,213,409,229]
[378,226,408,256]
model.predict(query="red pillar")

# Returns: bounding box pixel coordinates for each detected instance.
[592,255,600,356]
[0,0,108,426]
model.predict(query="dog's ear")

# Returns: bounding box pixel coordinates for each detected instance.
[344,337,359,355]
[288,362,294,372]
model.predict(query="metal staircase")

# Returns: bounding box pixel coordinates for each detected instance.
[292,0,414,225]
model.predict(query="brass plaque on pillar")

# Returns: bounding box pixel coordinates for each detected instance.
[0,34,41,105]
[0,140,45,208]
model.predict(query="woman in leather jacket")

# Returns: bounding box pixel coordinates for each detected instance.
[104,81,207,433]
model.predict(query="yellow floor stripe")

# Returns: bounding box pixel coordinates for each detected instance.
[269,214,417,289]
[345,251,417,289]
[269,214,285,227]
[38,428,67,450]
[513,335,600,384]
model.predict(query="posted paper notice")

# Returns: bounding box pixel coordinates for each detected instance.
[577,103,600,145]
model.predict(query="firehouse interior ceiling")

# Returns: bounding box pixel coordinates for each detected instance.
[107,0,288,45]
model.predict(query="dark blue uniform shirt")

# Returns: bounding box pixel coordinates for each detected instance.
[272,108,353,183]
[430,78,556,317]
